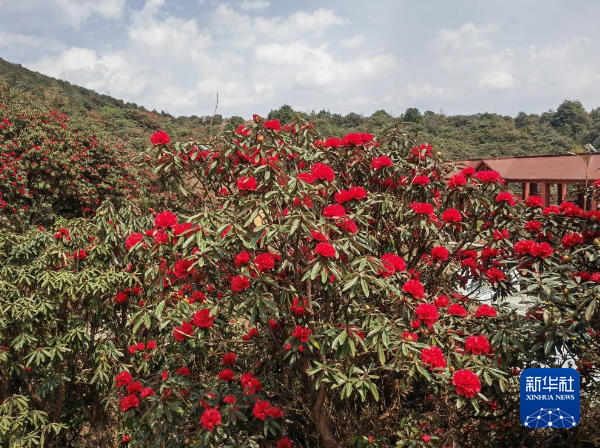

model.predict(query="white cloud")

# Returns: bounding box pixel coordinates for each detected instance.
[25,0,394,117]
[433,23,495,52]
[55,0,126,28]
[479,71,515,90]
[341,34,365,48]
[238,0,270,11]
[0,31,66,53]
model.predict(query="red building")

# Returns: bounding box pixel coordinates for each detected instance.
[451,154,600,210]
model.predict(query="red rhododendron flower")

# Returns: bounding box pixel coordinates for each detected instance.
[200,408,222,431]
[255,252,276,271]
[141,387,156,398]
[452,370,481,398]
[495,191,516,206]
[125,232,144,250]
[431,246,449,261]
[562,233,584,249]
[253,399,273,420]
[324,137,341,148]
[126,381,142,394]
[403,331,418,341]
[315,242,336,258]
[421,346,447,370]
[448,174,467,189]
[311,230,329,241]
[241,372,262,394]
[371,156,393,170]
[379,253,406,277]
[465,335,491,355]
[235,251,251,267]
[526,195,544,208]
[222,352,237,366]
[448,303,467,317]
[341,132,365,146]
[223,395,237,404]
[475,170,503,184]
[173,321,194,341]
[441,208,462,223]
[415,303,439,327]
[264,119,281,131]
[115,291,128,304]
[231,275,250,292]
[310,162,335,182]
[119,394,140,412]
[154,211,178,228]
[277,437,293,448]
[115,371,133,387]
[514,240,553,258]
[292,325,311,342]
[410,202,434,215]
[323,204,346,218]
[176,366,190,377]
[173,258,193,278]
[337,218,358,234]
[403,279,425,299]
[412,175,430,186]
[238,176,258,191]
[193,309,214,328]
[218,368,235,381]
[151,130,171,146]
[296,172,314,183]
[335,186,367,204]
[485,267,505,283]
[475,304,497,318]
[434,295,450,307]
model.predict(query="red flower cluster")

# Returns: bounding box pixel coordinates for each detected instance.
[315,242,336,258]
[379,253,406,277]
[238,176,258,191]
[441,208,462,223]
[231,275,250,292]
[334,186,367,204]
[151,130,171,146]
[253,399,284,420]
[421,346,447,370]
[310,163,335,182]
[475,304,497,318]
[402,279,425,299]
[410,202,434,215]
[465,335,491,355]
[154,211,178,228]
[200,408,222,431]
[415,303,439,328]
[292,325,311,342]
[371,156,393,170]
[495,191,516,206]
[452,370,481,398]
[264,119,281,131]
[173,321,194,341]
[514,240,553,258]
[431,246,449,261]
[193,309,215,328]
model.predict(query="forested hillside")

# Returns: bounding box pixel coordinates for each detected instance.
[2,57,600,159]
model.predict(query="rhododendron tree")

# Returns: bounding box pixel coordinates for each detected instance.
[2,110,600,448]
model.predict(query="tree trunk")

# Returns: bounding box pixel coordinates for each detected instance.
[313,386,339,448]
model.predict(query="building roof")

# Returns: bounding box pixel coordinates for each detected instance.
[450,153,600,183]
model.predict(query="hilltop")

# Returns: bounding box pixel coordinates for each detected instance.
[2,57,600,159]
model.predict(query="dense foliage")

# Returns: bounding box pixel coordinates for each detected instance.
[2,101,599,447]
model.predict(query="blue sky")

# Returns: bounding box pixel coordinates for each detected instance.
[1,0,600,118]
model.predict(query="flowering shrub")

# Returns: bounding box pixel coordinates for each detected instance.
[0,88,154,228]
[1,113,599,448]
